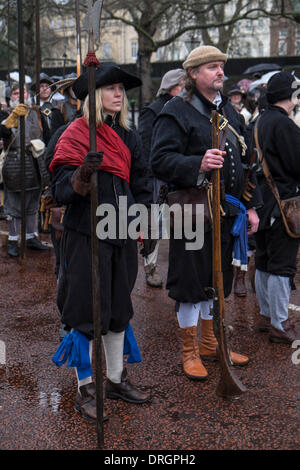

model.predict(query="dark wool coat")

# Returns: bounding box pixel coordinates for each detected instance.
[51,115,153,338]
[138,94,172,162]
[151,90,261,303]
[138,93,172,202]
[256,105,300,229]
[255,104,300,279]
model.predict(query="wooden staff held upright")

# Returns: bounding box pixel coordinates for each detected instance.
[83,0,104,447]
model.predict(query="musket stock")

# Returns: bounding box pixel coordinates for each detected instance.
[211,110,246,398]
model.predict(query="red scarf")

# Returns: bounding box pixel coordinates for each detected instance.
[49,117,131,183]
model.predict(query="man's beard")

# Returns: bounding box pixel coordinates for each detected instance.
[10,96,32,108]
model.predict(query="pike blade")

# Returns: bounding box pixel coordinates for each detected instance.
[82,0,93,33]
[93,0,103,42]
[82,0,103,42]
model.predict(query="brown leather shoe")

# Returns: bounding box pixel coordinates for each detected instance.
[105,369,150,404]
[234,267,247,297]
[199,319,249,366]
[181,326,208,380]
[257,315,271,332]
[269,319,298,344]
[144,263,163,288]
[74,383,108,422]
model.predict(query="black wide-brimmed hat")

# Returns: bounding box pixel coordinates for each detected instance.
[73,62,142,100]
[31,73,55,92]
[228,84,245,96]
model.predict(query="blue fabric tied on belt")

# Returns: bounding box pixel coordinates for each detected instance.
[225,194,248,270]
[52,325,142,379]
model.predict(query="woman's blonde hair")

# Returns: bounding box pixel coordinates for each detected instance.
[82,86,130,130]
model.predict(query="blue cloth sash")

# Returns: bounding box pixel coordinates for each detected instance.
[52,329,93,380]
[225,194,248,269]
[52,325,142,378]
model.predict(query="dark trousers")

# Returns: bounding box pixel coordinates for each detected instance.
[255,218,299,278]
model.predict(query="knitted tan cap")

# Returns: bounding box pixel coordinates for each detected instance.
[183,45,227,69]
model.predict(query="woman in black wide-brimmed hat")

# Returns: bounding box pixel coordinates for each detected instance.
[50,62,153,422]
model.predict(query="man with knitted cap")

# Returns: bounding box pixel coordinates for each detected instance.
[151,45,262,381]
[254,71,300,344]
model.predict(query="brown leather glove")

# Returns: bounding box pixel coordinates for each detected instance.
[71,151,102,196]
[5,104,29,129]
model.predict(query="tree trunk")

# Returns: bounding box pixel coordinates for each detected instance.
[139,50,153,106]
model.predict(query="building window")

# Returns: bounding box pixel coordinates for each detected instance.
[131,42,138,59]
[278,40,287,55]
[103,42,112,59]
[173,49,180,60]
[257,18,264,30]
[279,28,287,39]
[246,42,251,56]
[295,39,300,55]
[246,20,252,31]
[296,25,300,37]
[258,41,264,56]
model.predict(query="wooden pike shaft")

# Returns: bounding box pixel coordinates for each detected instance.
[75,0,82,110]
[85,27,104,448]
[17,0,26,260]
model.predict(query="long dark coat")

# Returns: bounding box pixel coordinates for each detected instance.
[151,90,261,303]
[255,104,300,279]
[51,115,153,338]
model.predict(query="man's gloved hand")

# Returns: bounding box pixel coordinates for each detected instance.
[71,151,102,196]
[5,104,29,129]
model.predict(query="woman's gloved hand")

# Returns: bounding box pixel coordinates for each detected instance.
[71,151,103,196]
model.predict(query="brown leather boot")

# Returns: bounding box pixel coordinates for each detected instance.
[105,369,150,404]
[199,319,249,366]
[234,267,247,297]
[74,383,108,422]
[269,319,298,344]
[181,326,208,380]
[144,263,163,288]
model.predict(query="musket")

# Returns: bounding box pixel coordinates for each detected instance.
[83,0,104,447]
[17,0,26,260]
[211,110,246,398]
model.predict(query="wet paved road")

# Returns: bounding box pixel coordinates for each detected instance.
[0,235,299,451]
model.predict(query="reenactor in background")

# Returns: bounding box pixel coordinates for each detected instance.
[31,73,64,145]
[138,68,186,288]
[0,82,50,257]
